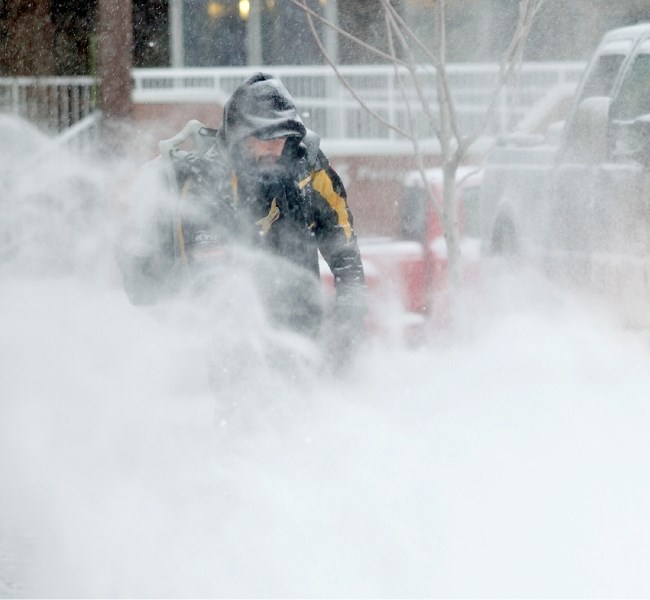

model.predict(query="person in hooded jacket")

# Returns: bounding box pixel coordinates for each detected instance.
[120,72,366,360]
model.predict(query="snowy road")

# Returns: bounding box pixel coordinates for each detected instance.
[2,118,650,596]
[3,268,650,597]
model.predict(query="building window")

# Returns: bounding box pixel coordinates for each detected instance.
[182,0,326,66]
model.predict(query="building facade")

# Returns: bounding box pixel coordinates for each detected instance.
[2,0,649,77]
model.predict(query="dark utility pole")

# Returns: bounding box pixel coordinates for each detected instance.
[97,0,133,121]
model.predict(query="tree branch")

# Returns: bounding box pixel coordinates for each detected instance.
[380,0,442,141]
[382,0,464,144]
[287,0,409,67]
[298,0,412,140]
[384,6,442,222]
[458,0,545,154]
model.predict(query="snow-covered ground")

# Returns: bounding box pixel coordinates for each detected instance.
[2,117,650,597]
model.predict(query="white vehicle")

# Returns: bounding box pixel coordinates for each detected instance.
[481,23,650,314]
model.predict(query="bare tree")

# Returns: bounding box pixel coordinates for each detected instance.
[291,0,544,316]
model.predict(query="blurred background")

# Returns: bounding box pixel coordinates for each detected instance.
[2,0,650,237]
[2,0,650,74]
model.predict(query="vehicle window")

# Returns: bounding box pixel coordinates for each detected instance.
[612,52,650,120]
[578,53,626,100]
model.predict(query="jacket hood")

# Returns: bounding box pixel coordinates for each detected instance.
[218,72,306,150]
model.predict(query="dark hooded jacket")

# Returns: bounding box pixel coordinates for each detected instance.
[128,72,366,340]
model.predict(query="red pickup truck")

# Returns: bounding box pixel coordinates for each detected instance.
[321,166,483,340]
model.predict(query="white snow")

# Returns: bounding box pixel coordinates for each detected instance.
[2,116,650,597]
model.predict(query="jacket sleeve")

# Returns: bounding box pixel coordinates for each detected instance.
[310,162,367,321]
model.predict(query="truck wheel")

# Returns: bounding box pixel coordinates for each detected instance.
[491,217,518,256]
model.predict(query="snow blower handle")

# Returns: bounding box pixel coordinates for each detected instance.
[158,119,218,195]
[158,119,215,160]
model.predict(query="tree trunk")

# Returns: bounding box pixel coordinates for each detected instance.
[442,161,461,294]
[0,0,56,76]
[97,0,133,121]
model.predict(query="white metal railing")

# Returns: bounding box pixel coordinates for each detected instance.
[1,64,587,151]
[55,110,103,152]
[0,76,97,135]
[132,62,586,140]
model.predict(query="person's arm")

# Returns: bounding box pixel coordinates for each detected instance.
[310,161,367,355]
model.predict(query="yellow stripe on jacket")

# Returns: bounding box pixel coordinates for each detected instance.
[311,169,352,242]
